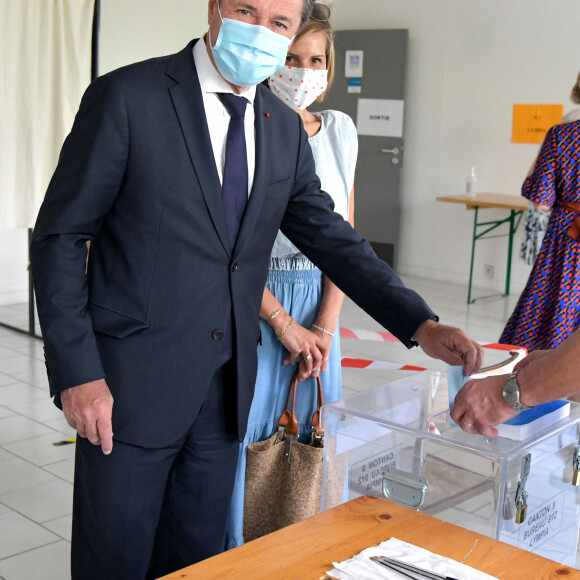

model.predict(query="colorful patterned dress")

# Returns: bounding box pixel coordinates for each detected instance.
[500,121,580,350]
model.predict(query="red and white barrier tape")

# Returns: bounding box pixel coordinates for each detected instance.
[341,357,426,371]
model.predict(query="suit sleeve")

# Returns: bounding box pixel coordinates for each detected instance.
[30,75,129,396]
[280,119,436,347]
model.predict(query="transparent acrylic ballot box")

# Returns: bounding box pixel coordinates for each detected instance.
[321,370,580,566]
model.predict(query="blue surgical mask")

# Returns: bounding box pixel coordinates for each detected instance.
[210,4,292,87]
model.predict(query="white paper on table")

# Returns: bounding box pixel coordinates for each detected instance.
[326,537,498,580]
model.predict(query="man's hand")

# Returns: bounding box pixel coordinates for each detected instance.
[60,379,114,455]
[413,319,484,376]
[450,374,519,437]
[514,349,549,371]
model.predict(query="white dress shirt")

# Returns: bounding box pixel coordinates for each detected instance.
[193,37,256,195]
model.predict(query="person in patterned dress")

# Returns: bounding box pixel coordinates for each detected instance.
[500,120,580,350]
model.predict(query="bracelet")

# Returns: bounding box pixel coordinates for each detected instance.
[312,323,334,337]
[276,317,294,341]
[269,306,282,320]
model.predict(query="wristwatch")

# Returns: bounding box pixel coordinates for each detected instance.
[501,370,534,411]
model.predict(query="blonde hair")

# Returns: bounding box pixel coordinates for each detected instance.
[572,71,580,104]
[292,18,335,102]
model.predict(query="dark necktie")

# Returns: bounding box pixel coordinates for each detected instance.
[218,93,249,250]
[215,93,249,368]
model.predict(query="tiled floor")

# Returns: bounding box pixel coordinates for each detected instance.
[0,307,75,580]
[0,275,573,578]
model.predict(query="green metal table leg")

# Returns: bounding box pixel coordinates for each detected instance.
[466,208,523,304]
[467,207,478,304]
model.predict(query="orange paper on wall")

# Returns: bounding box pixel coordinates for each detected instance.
[512,104,564,143]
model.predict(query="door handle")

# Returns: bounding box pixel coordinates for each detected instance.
[381,147,399,155]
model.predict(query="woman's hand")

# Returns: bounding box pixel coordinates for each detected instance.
[310,324,334,373]
[278,318,326,380]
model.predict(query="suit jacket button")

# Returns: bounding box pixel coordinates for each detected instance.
[231,263,238,272]
[212,329,224,341]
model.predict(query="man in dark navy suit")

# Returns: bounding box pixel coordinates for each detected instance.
[30,0,484,577]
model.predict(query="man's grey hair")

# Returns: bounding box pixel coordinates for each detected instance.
[301,0,316,26]
[217,0,315,28]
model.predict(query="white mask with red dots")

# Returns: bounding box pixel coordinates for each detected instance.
[268,66,328,110]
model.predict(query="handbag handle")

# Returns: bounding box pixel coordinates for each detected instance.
[277,369,324,438]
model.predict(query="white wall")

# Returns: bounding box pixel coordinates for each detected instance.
[0,229,29,306]
[329,0,580,291]
[2,0,579,305]
[99,0,208,74]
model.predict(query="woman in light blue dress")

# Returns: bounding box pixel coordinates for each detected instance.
[225,5,358,549]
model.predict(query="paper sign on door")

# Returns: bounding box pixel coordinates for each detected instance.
[357,99,405,138]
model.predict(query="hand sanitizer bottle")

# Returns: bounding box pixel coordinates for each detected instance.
[466,166,477,197]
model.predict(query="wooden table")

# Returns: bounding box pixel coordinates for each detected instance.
[436,193,528,303]
[158,496,579,579]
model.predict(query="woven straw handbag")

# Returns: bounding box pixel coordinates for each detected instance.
[243,369,324,542]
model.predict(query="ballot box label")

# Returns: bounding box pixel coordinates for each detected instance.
[517,491,564,551]
[350,446,403,495]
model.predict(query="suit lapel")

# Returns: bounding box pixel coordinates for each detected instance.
[234,90,272,257]
[167,40,231,258]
